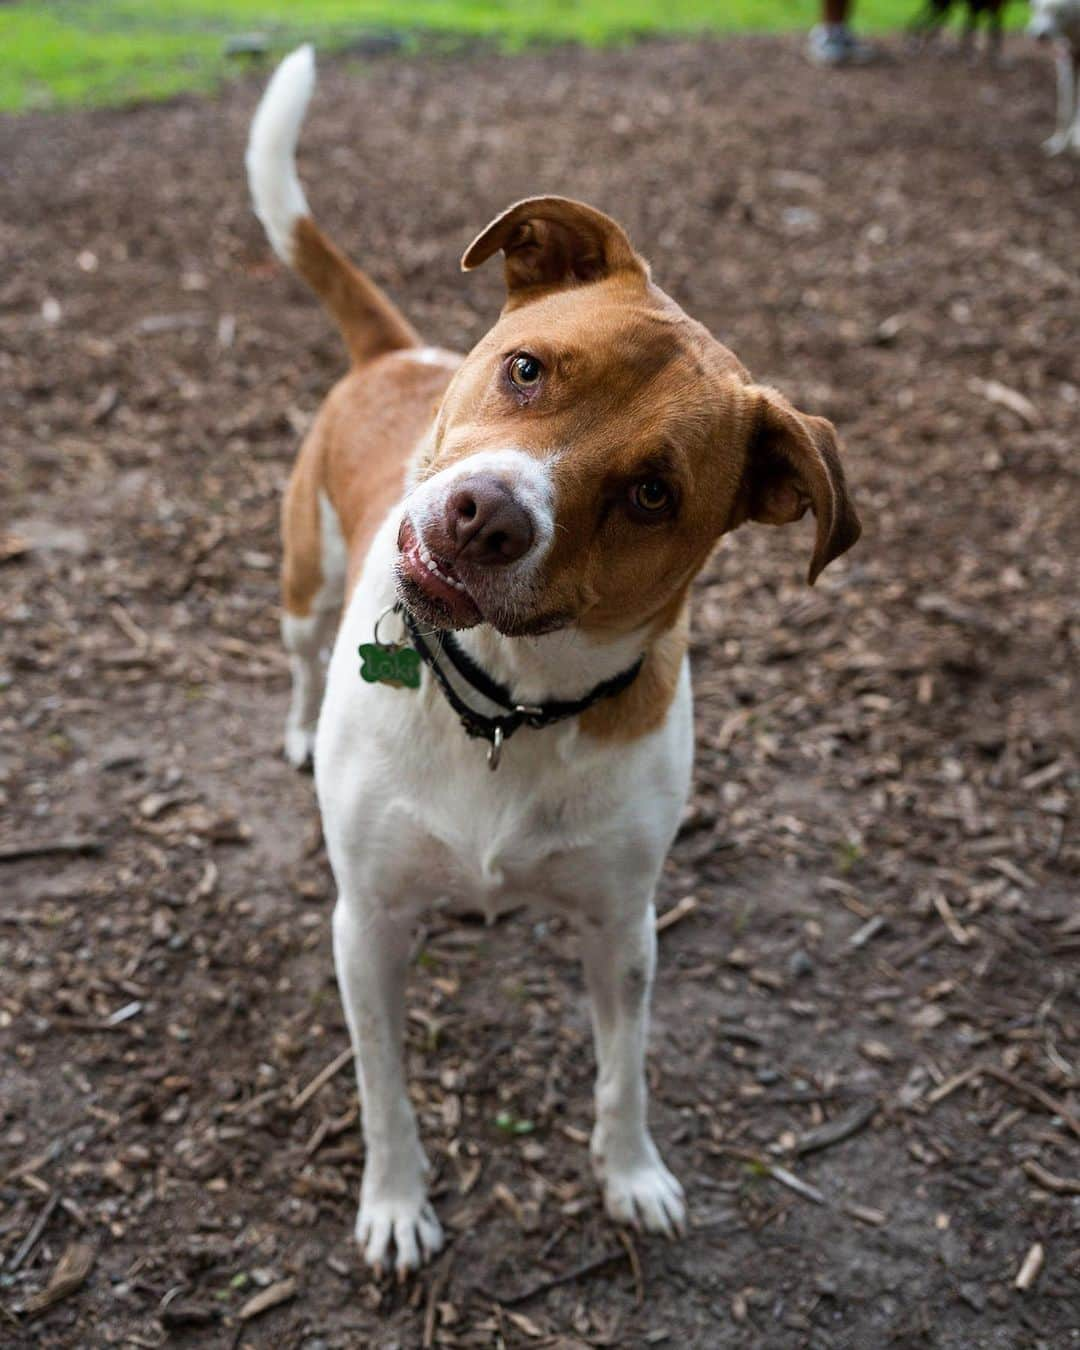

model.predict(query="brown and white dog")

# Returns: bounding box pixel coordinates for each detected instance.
[246,47,860,1277]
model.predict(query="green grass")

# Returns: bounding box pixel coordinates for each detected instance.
[0,1,1019,113]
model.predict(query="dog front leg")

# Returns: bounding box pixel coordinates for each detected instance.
[332,898,443,1276]
[580,904,686,1237]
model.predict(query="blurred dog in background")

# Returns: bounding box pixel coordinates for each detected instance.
[909,0,1007,61]
[1029,0,1080,153]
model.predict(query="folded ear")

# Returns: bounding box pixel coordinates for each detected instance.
[740,387,861,584]
[461,196,647,306]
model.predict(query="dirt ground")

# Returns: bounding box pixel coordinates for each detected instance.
[2,32,1078,1350]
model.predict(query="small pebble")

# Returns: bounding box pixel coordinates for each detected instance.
[788,950,814,979]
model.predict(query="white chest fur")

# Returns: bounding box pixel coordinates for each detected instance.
[315,509,694,924]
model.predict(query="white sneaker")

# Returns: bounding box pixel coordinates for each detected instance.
[807,24,877,66]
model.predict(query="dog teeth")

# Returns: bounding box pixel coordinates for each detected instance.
[415,537,467,594]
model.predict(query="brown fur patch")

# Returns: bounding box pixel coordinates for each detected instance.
[281,352,460,619]
[580,603,690,742]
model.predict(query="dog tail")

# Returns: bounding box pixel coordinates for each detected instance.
[245,45,419,366]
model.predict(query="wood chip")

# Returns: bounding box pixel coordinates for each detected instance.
[848,915,887,949]
[0,533,31,563]
[969,377,1041,427]
[843,1202,887,1226]
[505,1309,545,1338]
[859,1040,894,1064]
[655,894,699,933]
[1014,1242,1044,1292]
[237,1276,297,1321]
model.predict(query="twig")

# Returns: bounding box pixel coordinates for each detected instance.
[290,1048,353,1113]
[848,915,887,950]
[108,602,149,650]
[656,895,699,934]
[1015,1243,1044,1292]
[472,1249,626,1307]
[1021,1159,1080,1196]
[891,929,945,970]
[753,1087,862,1107]
[932,892,971,946]
[537,1223,569,1262]
[423,1256,452,1348]
[0,836,103,864]
[7,1191,61,1272]
[617,1229,644,1306]
[767,1164,825,1205]
[925,1065,983,1107]
[922,1063,1080,1140]
[982,1065,1080,1141]
[792,1100,878,1157]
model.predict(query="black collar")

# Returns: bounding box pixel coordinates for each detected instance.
[399,606,644,769]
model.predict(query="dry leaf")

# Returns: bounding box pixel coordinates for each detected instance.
[23,1242,95,1314]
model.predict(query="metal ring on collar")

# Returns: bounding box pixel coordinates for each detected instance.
[372,604,405,650]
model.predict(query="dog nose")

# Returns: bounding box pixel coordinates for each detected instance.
[444,475,534,566]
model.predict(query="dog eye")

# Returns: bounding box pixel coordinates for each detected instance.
[628,478,673,518]
[508,353,543,389]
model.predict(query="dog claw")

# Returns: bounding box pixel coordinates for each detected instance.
[356,1195,444,1277]
[597,1143,687,1239]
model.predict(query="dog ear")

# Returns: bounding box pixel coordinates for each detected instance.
[461,196,646,305]
[739,387,861,584]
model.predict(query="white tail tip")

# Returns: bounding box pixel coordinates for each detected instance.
[245,44,316,264]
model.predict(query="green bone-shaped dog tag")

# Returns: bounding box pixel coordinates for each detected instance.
[358,642,421,690]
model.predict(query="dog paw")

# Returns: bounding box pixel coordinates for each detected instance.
[1042,132,1070,156]
[592,1133,686,1237]
[283,722,316,769]
[355,1193,444,1278]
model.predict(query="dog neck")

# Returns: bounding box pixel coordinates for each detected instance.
[453,620,650,708]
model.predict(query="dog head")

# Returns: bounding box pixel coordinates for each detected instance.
[396,197,860,638]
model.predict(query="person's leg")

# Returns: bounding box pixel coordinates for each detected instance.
[808,0,875,65]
